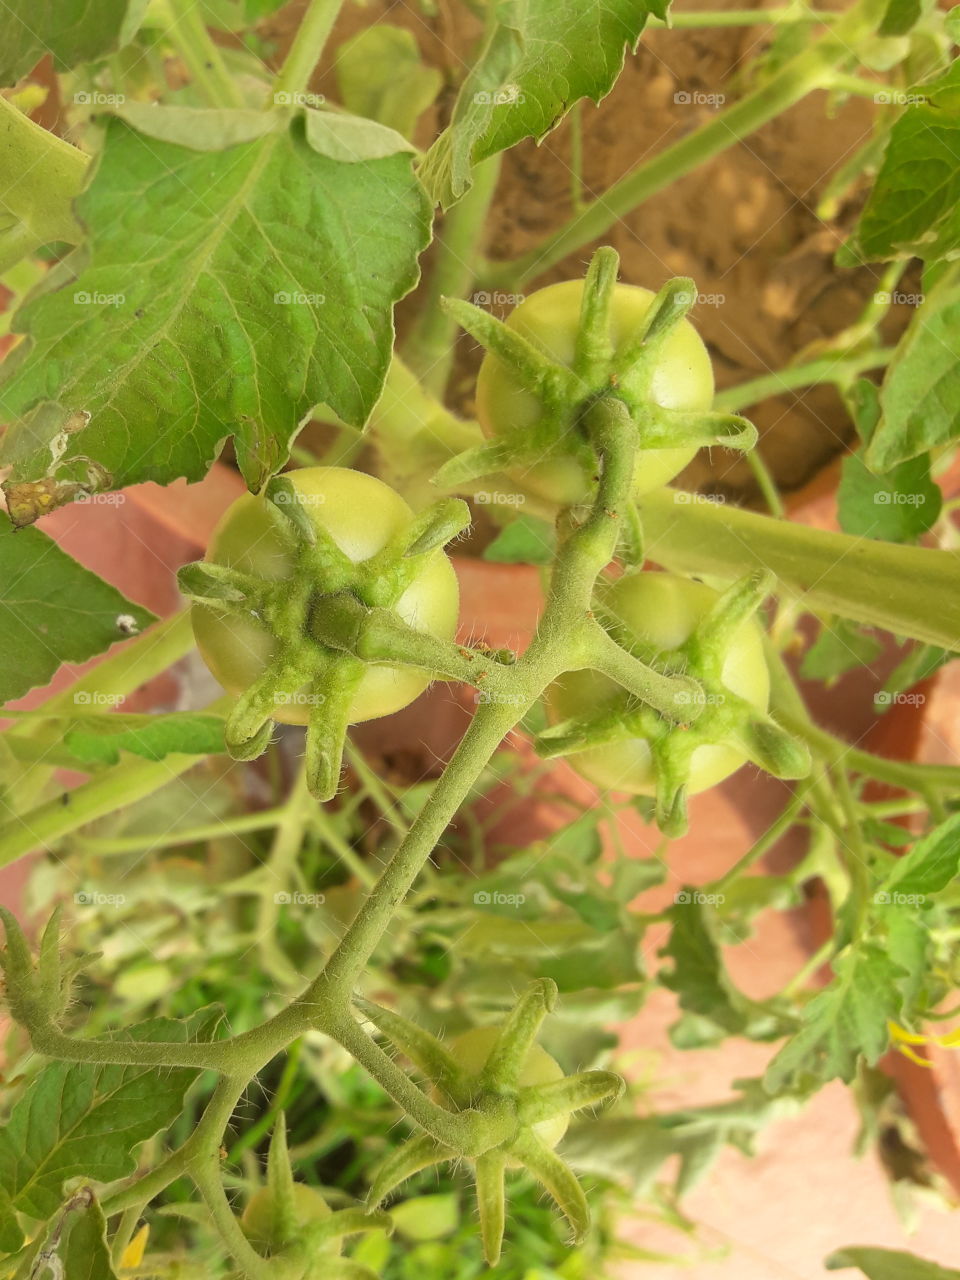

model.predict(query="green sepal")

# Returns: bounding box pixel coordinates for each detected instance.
[354,999,465,1098]
[223,670,282,760]
[533,708,639,761]
[265,1115,301,1248]
[366,1132,455,1207]
[516,1070,624,1126]
[400,498,472,558]
[440,296,578,404]
[432,440,521,490]
[304,1207,392,1248]
[654,773,689,839]
[693,570,774,661]
[734,714,812,780]
[475,1150,507,1267]
[573,246,619,380]
[510,1131,590,1244]
[642,408,758,453]
[264,474,318,547]
[478,978,558,1091]
[612,276,697,379]
[304,658,364,802]
[177,561,263,608]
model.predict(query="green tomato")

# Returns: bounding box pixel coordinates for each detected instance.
[448,1025,568,1153]
[475,279,714,506]
[549,572,770,795]
[191,467,459,726]
[241,1183,331,1253]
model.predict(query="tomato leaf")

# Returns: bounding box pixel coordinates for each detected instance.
[0,107,430,521]
[419,0,658,206]
[0,514,155,705]
[58,1193,118,1280]
[800,619,883,683]
[0,0,144,85]
[854,60,960,263]
[826,1247,960,1279]
[336,25,442,139]
[837,449,941,542]
[660,898,790,1044]
[483,514,556,565]
[763,945,903,1091]
[879,812,960,900]
[0,1008,221,1218]
[61,712,226,766]
[866,268,960,472]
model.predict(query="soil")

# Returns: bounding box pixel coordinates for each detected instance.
[262,0,915,505]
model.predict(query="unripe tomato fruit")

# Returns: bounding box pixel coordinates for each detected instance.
[549,572,770,795]
[448,1025,569,1152]
[475,280,714,506]
[191,468,459,725]
[241,1183,330,1252]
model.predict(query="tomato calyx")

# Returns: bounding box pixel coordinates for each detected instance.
[240,1115,389,1280]
[358,979,622,1266]
[435,247,756,498]
[179,482,471,801]
[540,571,811,836]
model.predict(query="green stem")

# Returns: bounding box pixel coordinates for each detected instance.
[782,937,835,997]
[713,348,895,413]
[227,1041,303,1162]
[403,155,502,395]
[193,1157,273,1280]
[74,808,286,856]
[164,0,245,108]
[0,96,86,249]
[272,0,346,101]
[638,487,960,651]
[483,1,880,289]
[713,788,807,891]
[745,449,786,517]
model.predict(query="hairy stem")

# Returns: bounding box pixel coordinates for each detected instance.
[272,0,346,100]
[164,0,245,108]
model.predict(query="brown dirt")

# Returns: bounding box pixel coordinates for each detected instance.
[263,0,911,504]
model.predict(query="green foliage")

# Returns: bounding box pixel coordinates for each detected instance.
[0,0,142,85]
[0,108,429,518]
[483,514,557,565]
[0,515,155,703]
[827,1247,960,1279]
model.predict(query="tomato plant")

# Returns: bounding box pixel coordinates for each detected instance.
[1,2,960,1280]
[475,279,713,505]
